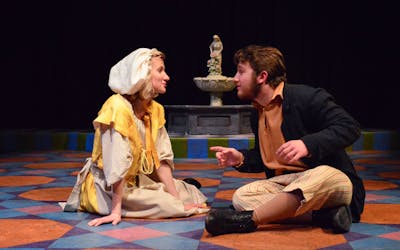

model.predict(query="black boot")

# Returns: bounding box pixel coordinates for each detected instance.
[312,205,352,234]
[183,178,201,189]
[205,208,257,236]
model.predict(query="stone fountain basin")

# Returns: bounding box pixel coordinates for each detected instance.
[193,75,236,92]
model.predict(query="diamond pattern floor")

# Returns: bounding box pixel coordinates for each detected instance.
[1,150,400,249]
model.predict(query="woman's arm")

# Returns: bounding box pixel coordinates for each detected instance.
[156,160,206,210]
[88,128,131,226]
[155,126,206,209]
[88,179,123,226]
[156,160,179,199]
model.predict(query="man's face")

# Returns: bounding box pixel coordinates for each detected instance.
[233,61,259,100]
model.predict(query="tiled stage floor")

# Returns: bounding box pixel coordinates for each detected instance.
[1,150,400,249]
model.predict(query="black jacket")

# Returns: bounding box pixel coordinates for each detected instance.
[237,83,365,222]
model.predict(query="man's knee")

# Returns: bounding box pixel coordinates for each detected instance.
[232,187,246,210]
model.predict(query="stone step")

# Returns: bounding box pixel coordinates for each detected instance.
[1,130,399,158]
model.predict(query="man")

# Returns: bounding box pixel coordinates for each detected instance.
[206,45,365,235]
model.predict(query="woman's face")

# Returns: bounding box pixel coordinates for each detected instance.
[150,56,170,95]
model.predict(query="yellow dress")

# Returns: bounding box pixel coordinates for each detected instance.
[63,94,208,218]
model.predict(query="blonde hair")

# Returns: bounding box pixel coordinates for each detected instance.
[134,49,166,101]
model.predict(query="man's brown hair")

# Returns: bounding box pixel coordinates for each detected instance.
[234,45,287,88]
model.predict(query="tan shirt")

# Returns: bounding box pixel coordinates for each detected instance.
[254,82,306,175]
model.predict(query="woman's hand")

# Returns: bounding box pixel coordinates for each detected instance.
[88,212,121,227]
[184,203,208,211]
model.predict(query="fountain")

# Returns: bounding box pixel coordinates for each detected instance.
[165,35,255,136]
[193,35,236,106]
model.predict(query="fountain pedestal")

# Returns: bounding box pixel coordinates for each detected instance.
[167,35,255,136]
[193,75,236,106]
[165,105,255,136]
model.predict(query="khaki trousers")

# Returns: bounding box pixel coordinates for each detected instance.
[233,165,352,216]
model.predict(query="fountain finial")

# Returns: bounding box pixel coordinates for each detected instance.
[193,35,235,106]
[207,35,223,76]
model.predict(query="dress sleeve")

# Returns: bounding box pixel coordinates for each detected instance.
[101,127,133,186]
[155,126,174,170]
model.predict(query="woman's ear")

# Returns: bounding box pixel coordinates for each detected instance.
[257,70,268,84]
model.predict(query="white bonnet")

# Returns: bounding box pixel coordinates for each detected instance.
[108,48,156,95]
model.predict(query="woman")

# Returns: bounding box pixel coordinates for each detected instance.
[63,48,209,226]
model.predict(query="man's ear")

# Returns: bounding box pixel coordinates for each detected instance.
[257,71,268,84]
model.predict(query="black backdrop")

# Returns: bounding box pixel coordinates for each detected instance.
[2,1,399,130]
